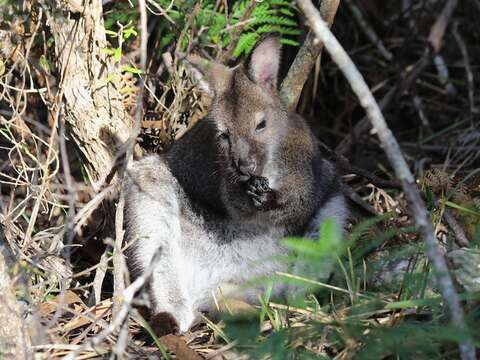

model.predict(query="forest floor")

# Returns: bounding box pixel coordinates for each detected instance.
[0,0,479,359]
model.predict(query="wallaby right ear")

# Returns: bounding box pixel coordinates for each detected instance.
[185,55,232,96]
[248,35,281,91]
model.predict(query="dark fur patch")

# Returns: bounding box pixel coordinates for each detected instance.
[150,312,180,337]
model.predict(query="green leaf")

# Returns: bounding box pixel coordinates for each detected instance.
[282,218,343,258]
[102,74,115,85]
[280,38,299,46]
[445,201,480,217]
[102,48,116,56]
[233,32,259,57]
[121,66,143,75]
[113,47,122,63]
[104,29,118,36]
[122,26,138,40]
[39,55,51,73]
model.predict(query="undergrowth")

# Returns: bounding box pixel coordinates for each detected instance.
[0,0,479,359]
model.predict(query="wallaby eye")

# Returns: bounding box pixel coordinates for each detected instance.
[255,119,267,132]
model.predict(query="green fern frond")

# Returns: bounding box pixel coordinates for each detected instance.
[280,38,300,46]
[233,32,260,57]
[229,0,300,57]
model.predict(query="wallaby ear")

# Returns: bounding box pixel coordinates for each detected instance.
[185,54,231,96]
[248,35,281,90]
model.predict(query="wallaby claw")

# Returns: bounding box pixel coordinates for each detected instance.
[245,176,276,210]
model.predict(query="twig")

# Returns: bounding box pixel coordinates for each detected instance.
[412,95,432,134]
[451,21,478,115]
[73,184,115,234]
[433,55,457,96]
[88,247,110,306]
[428,0,458,53]
[443,209,469,248]
[319,141,401,189]
[63,249,162,360]
[145,0,175,24]
[112,321,129,360]
[218,1,257,63]
[335,86,395,155]
[112,188,127,316]
[112,0,148,319]
[204,340,239,360]
[335,0,459,156]
[0,80,47,93]
[343,0,393,61]
[403,0,456,96]
[280,0,339,111]
[295,1,476,359]
[341,184,378,216]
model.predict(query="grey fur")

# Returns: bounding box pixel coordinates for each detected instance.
[123,36,347,333]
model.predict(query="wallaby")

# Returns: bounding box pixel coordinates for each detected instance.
[123,36,347,335]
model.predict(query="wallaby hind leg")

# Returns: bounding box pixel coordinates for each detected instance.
[124,156,196,334]
[288,193,347,297]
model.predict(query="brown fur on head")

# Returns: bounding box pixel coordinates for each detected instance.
[187,36,288,183]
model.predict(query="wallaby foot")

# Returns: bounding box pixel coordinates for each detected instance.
[150,312,180,337]
[150,299,197,334]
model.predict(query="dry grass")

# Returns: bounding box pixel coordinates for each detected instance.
[0,0,479,358]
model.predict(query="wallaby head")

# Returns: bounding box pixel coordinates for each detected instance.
[187,36,289,183]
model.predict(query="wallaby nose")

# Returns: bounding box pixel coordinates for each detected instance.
[237,159,256,176]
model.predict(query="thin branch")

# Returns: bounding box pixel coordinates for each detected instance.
[335,0,459,156]
[443,209,469,248]
[112,0,148,318]
[218,1,258,63]
[452,21,478,115]
[295,1,476,359]
[88,247,110,306]
[428,0,458,53]
[280,0,339,111]
[64,248,163,360]
[343,0,393,61]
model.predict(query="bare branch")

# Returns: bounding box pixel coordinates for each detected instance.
[218,1,258,63]
[343,0,393,61]
[428,0,458,53]
[63,248,162,360]
[335,0,459,156]
[295,1,476,359]
[112,0,148,318]
[452,21,478,115]
[280,0,339,111]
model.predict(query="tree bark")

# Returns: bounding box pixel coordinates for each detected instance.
[43,0,135,189]
[0,231,32,359]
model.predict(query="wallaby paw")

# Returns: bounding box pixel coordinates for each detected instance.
[150,312,180,337]
[245,176,277,210]
[150,308,195,336]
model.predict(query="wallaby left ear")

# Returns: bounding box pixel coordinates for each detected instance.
[248,35,281,90]
[185,54,232,96]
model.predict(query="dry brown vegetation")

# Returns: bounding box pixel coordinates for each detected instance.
[0,0,479,359]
